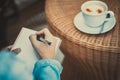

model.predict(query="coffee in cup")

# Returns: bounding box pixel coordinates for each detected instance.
[81,1,114,27]
[84,4,104,15]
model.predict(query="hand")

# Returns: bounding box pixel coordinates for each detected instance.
[2,45,21,54]
[29,28,57,59]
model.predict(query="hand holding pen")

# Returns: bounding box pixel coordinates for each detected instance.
[37,33,52,46]
[29,28,57,59]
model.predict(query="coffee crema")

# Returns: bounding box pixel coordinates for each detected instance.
[84,4,104,15]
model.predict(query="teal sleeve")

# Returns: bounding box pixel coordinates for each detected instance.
[33,59,63,80]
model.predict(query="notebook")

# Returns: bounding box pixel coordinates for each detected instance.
[11,27,64,72]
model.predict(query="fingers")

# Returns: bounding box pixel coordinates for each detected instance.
[29,28,59,59]
[29,34,38,48]
[29,34,41,45]
[36,28,53,38]
[30,28,57,48]
[11,48,21,55]
[2,45,21,55]
[29,34,45,49]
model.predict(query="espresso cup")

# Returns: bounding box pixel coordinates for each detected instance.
[81,1,114,27]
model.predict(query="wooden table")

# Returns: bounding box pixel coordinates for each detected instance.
[45,0,120,80]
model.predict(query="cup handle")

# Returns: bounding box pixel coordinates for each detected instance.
[105,11,114,21]
[99,11,114,33]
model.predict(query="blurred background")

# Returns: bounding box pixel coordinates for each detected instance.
[0,0,46,49]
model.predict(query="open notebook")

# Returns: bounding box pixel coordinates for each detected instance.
[12,27,64,72]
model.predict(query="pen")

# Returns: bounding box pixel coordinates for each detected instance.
[37,34,52,45]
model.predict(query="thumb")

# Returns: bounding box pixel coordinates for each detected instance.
[11,48,21,55]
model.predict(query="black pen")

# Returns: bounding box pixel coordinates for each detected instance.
[37,34,52,45]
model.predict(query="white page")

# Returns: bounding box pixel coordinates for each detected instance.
[12,27,64,72]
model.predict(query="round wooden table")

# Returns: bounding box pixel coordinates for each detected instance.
[45,0,120,80]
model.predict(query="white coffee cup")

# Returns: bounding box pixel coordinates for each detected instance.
[81,1,114,27]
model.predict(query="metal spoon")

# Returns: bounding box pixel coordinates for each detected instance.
[99,13,110,33]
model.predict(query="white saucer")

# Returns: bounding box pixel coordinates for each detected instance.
[73,12,116,34]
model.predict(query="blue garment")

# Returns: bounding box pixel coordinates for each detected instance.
[0,51,62,80]
[33,59,62,80]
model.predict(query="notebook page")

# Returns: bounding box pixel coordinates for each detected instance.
[12,27,63,72]
[12,27,39,72]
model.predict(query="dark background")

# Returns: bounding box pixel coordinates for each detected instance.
[0,0,46,49]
